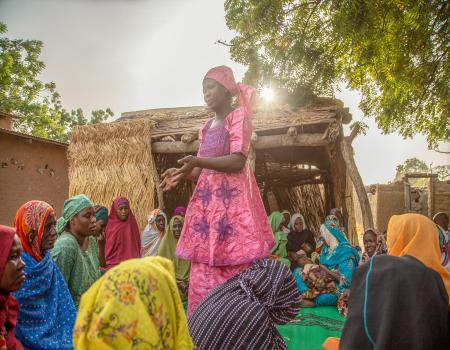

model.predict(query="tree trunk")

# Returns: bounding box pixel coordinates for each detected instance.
[340,134,374,230]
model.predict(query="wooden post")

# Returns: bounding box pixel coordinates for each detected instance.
[248,145,256,172]
[152,159,165,210]
[340,129,374,230]
[428,176,435,218]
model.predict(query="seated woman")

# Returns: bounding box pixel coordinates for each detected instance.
[13,201,76,350]
[387,213,450,299]
[158,215,190,300]
[269,212,290,267]
[52,194,101,308]
[92,205,108,271]
[141,209,167,257]
[360,228,387,264]
[104,197,141,269]
[73,257,193,349]
[188,259,300,350]
[281,210,291,233]
[295,215,359,307]
[323,213,450,350]
[286,213,319,270]
[0,226,25,350]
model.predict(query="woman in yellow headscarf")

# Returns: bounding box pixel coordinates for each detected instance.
[387,213,450,301]
[73,257,193,350]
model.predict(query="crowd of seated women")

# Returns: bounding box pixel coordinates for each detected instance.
[1,196,449,349]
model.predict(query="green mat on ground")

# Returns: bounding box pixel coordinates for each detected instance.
[183,300,343,350]
[277,307,345,350]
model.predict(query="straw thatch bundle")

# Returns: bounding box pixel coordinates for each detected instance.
[68,119,156,232]
[274,184,326,235]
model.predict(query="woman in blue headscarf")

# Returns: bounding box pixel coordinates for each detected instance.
[294,215,360,307]
[13,200,76,350]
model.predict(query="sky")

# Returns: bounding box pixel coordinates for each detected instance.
[1,0,448,184]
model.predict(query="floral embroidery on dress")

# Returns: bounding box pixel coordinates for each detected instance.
[214,177,241,209]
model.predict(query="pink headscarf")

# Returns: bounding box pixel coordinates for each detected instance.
[0,225,24,350]
[204,65,255,115]
[173,206,186,217]
[104,197,141,269]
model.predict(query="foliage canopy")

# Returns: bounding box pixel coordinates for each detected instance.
[224,0,449,148]
[0,22,112,142]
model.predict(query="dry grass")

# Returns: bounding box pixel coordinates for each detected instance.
[68,119,156,232]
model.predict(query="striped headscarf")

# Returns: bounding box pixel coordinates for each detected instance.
[74,257,193,349]
[188,259,300,350]
[14,200,54,261]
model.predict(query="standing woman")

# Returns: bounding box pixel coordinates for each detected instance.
[161,66,274,314]
[52,195,100,308]
[104,197,141,269]
[158,215,191,300]
[13,201,76,350]
[141,209,167,257]
[0,226,25,350]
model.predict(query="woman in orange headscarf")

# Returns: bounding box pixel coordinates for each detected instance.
[323,213,450,350]
[387,213,450,299]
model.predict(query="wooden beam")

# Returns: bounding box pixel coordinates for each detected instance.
[403,173,439,179]
[151,133,328,153]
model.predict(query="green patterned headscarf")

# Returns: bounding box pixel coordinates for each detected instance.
[94,205,109,222]
[56,194,93,236]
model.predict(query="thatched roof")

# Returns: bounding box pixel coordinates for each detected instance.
[120,102,352,142]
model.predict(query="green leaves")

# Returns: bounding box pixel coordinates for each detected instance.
[0,22,113,142]
[224,0,449,148]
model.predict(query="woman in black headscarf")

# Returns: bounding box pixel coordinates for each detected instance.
[188,259,300,350]
[323,254,450,350]
[286,214,318,270]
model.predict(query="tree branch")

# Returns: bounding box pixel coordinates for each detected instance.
[215,40,234,47]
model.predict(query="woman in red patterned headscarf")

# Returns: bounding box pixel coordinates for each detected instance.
[0,225,25,350]
[161,66,274,315]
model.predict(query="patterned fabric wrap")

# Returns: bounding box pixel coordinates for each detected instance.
[319,219,359,295]
[360,228,387,264]
[188,259,301,350]
[176,107,274,266]
[13,251,76,350]
[73,257,193,350]
[14,201,54,262]
[56,195,92,236]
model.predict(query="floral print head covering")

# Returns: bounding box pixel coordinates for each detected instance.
[74,256,193,349]
[14,200,54,261]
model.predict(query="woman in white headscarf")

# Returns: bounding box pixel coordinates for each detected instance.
[141,209,167,257]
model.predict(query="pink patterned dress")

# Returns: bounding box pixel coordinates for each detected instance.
[176,106,274,314]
